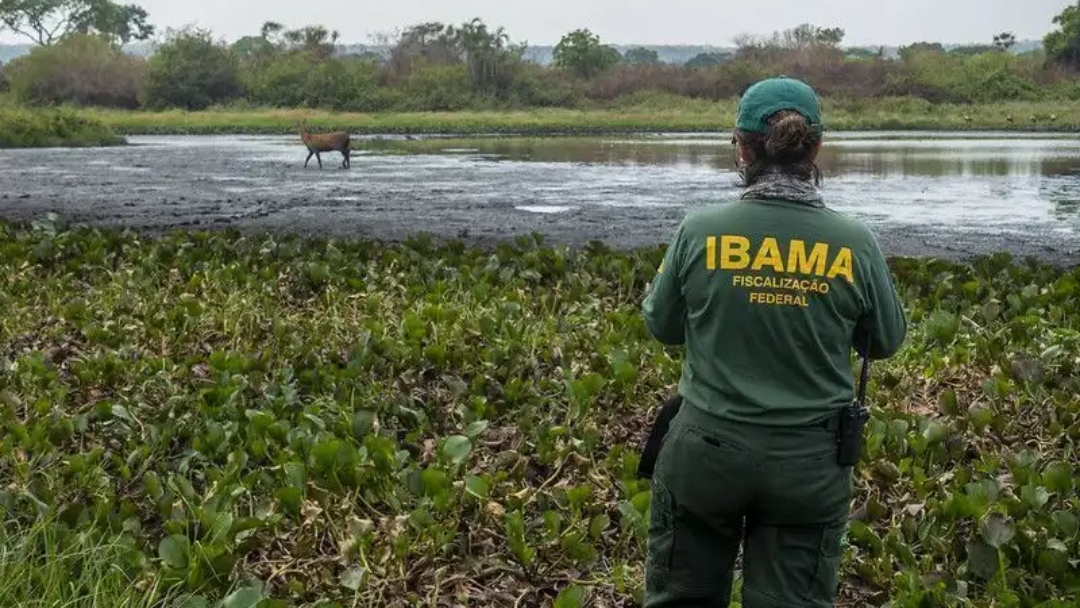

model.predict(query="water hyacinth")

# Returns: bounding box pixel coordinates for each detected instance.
[0,108,126,148]
[0,217,1077,607]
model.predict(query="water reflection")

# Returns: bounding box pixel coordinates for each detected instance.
[363,136,736,171]
[363,134,1080,179]
[2,132,1077,238]
[357,133,1080,232]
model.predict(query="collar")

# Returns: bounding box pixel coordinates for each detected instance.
[739,166,824,208]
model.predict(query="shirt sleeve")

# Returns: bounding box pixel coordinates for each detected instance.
[642,221,688,345]
[854,233,908,360]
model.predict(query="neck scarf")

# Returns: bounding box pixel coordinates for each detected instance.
[739,165,824,208]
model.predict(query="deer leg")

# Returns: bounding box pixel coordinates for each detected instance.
[341,149,349,169]
[316,152,322,169]
[305,150,313,168]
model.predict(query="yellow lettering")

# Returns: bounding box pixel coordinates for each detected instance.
[751,237,785,272]
[657,260,665,273]
[708,237,854,284]
[731,273,832,296]
[748,291,808,307]
[719,236,750,270]
[787,240,828,275]
[826,247,854,283]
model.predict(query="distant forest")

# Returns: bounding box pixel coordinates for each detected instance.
[0,39,1047,66]
[2,0,1076,115]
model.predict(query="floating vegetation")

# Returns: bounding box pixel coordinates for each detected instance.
[0,216,1077,607]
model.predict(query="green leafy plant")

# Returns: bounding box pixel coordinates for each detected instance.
[0,219,1077,606]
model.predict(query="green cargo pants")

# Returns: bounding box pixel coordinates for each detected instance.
[643,401,853,607]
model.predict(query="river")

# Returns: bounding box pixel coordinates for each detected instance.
[0,132,1077,264]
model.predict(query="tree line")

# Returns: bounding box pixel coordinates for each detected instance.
[1,0,1079,112]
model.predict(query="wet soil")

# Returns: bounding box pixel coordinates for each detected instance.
[0,134,1077,266]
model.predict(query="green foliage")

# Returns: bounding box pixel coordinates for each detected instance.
[3,33,144,107]
[1044,2,1080,68]
[993,32,1017,51]
[0,219,1078,606]
[395,63,476,111]
[451,18,526,99]
[142,27,242,111]
[3,15,1079,116]
[623,47,661,66]
[553,29,623,78]
[382,19,527,102]
[79,98,1080,137]
[0,516,177,607]
[239,51,389,112]
[780,23,846,48]
[685,52,732,69]
[0,106,124,147]
[0,0,153,46]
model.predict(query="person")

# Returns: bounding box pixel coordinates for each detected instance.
[639,76,908,607]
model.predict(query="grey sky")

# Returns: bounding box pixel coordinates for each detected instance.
[1,0,1074,47]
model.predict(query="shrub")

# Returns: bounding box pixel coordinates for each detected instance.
[142,27,242,110]
[241,52,387,111]
[3,34,145,108]
[396,63,476,111]
[508,62,581,108]
[0,107,125,148]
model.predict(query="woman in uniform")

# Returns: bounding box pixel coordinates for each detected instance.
[640,76,908,607]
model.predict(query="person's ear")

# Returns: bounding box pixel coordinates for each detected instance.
[737,140,754,165]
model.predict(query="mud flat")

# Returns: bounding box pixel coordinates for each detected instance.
[0,133,1077,266]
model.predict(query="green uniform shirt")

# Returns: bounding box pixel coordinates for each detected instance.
[642,197,908,427]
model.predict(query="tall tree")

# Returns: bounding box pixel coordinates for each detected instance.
[143,26,241,110]
[389,21,460,70]
[623,46,661,65]
[993,32,1016,51]
[1044,2,1080,68]
[452,18,524,97]
[552,29,621,78]
[0,0,153,46]
[385,18,524,97]
[684,51,731,68]
[281,24,339,60]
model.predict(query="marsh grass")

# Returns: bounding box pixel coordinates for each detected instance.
[0,107,126,148]
[77,95,1080,136]
[0,518,170,608]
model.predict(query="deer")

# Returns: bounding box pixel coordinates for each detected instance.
[298,123,352,169]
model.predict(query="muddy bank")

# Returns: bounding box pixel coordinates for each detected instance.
[0,134,1077,266]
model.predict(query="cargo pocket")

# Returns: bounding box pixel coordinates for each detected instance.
[809,521,846,602]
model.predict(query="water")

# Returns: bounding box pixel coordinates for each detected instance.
[0,132,1078,260]
[348,132,1080,233]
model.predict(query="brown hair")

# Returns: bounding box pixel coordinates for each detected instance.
[733,110,822,187]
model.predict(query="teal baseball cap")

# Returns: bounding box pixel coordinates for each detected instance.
[735,76,823,134]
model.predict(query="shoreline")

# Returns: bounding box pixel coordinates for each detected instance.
[2,98,1079,145]
[0,127,1076,268]
[2,211,1076,269]
[0,107,126,149]
[80,102,1080,136]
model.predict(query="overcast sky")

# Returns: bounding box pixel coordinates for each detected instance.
[1,0,1074,47]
